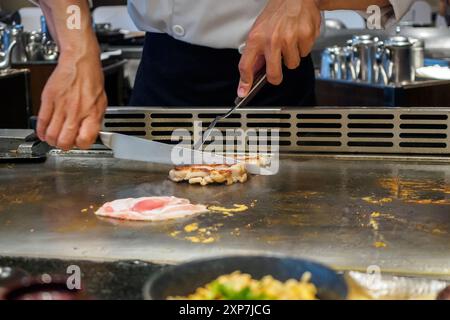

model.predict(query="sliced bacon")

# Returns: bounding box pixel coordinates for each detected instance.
[131,198,171,212]
[95,196,208,221]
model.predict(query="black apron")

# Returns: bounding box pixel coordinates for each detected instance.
[129,32,316,107]
[446,3,450,26]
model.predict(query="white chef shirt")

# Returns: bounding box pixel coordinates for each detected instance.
[128,0,415,50]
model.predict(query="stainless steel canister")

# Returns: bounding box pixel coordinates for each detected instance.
[334,46,356,81]
[410,37,425,69]
[0,25,6,51]
[320,46,356,81]
[351,36,380,83]
[10,24,28,64]
[320,47,337,79]
[25,31,44,61]
[383,36,415,84]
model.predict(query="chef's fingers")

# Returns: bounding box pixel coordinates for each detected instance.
[299,40,314,58]
[238,45,259,98]
[254,55,266,74]
[76,114,101,150]
[298,22,319,58]
[56,115,82,151]
[37,93,55,141]
[265,46,283,85]
[282,42,301,70]
[44,108,66,147]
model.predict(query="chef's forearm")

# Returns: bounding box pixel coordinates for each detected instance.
[317,0,391,11]
[35,0,99,56]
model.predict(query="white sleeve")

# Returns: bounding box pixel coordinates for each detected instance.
[27,0,93,8]
[359,0,415,28]
[389,0,416,18]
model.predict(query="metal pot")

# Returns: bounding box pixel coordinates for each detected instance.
[320,46,356,81]
[410,37,425,69]
[42,40,59,61]
[382,36,415,84]
[320,47,336,79]
[25,31,44,62]
[9,24,28,64]
[0,26,6,51]
[351,36,381,83]
[0,40,17,70]
[334,46,356,81]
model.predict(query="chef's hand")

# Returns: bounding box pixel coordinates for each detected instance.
[37,50,107,151]
[238,0,321,97]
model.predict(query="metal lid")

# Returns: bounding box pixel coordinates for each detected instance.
[409,37,425,48]
[325,45,351,56]
[385,36,412,47]
[352,34,379,45]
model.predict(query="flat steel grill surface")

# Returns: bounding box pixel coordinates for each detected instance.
[0,153,448,278]
[103,107,450,154]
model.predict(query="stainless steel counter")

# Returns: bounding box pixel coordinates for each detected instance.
[0,153,449,279]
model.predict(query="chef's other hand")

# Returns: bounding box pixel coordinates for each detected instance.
[238,0,321,97]
[37,50,107,151]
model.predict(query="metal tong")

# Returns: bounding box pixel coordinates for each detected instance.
[194,72,268,150]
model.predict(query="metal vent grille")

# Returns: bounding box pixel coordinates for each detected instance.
[103,107,450,155]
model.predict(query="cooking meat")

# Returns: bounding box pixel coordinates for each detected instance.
[95,196,208,221]
[168,154,270,186]
[233,154,271,167]
[169,163,248,186]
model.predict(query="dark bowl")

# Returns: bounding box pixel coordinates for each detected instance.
[0,275,90,300]
[143,256,348,300]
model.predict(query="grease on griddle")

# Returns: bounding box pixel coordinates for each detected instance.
[379,178,450,205]
[167,201,257,244]
[184,223,199,233]
[208,204,249,215]
[366,210,388,249]
[362,197,393,205]
[373,241,387,248]
[170,222,224,244]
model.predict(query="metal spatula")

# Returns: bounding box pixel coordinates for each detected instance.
[193,72,267,150]
[99,131,276,175]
